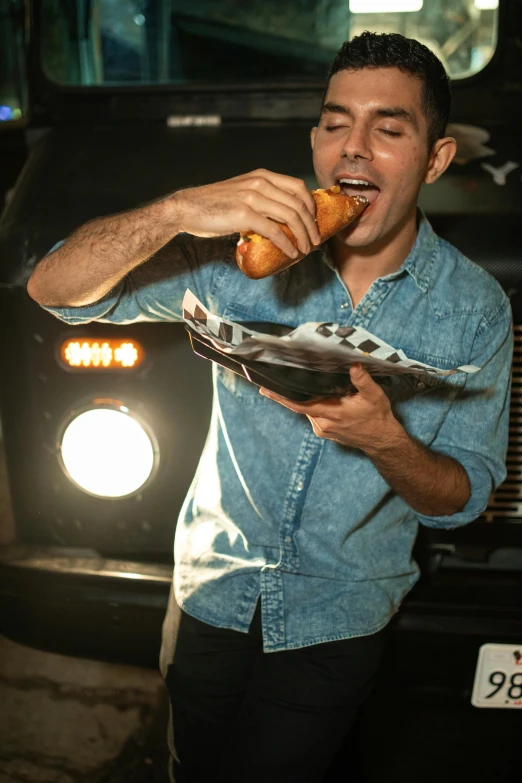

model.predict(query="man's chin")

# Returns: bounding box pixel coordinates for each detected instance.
[335,221,380,249]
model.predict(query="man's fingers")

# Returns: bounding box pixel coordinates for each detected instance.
[259,388,337,418]
[349,363,382,400]
[259,388,336,439]
[249,170,317,219]
[237,210,298,259]
[307,416,329,438]
[241,192,313,256]
[259,388,305,412]
[245,179,321,247]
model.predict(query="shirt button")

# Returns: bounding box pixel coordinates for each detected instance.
[296,481,305,491]
[285,536,293,543]
[340,302,349,309]
[418,381,425,390]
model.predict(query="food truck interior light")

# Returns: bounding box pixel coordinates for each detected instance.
[349,0,423,12]
[474,0,498,9]
[60,406,156,498]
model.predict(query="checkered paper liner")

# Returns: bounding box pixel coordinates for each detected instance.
[182,290,479,378]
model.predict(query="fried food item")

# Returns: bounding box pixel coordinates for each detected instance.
[236,186,368,279]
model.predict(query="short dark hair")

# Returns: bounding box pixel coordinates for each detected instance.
[325,31,451,149]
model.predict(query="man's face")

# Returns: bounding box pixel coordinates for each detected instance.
[312,67,431,248]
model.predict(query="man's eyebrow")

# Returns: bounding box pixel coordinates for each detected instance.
[321,101,418,129]
[321,101,351,116]
[375,106,418,129]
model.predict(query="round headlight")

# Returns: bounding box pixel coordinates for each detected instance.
[60,403,157,498]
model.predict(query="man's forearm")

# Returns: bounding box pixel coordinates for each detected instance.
[27,193,182,308]
[27,170,322,309]
[363,419,471,517]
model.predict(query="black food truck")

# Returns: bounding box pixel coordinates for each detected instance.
[0,1,520,780]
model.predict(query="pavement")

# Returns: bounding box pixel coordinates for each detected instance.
[0,635,170,783]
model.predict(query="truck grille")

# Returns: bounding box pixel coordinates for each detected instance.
[481,323,522,523]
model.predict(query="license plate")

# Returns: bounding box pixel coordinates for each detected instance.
[472,643,522,709]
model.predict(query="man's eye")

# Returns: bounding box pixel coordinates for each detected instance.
[325,125,345,132]
[379,129,402,137]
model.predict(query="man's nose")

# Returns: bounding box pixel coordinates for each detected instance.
[341,126,372,161]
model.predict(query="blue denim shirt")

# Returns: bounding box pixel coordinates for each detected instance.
[44,214,512,652]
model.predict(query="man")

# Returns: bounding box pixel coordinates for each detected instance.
[27,32,512,783]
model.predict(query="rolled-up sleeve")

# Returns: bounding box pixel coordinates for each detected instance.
[416,299,513,529]
[41,233,235,325]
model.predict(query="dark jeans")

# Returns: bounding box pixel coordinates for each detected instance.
[165,601,387,783]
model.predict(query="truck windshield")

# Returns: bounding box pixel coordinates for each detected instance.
[41,0,499,87]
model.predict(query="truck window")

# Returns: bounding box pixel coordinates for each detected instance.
[40,0,499,87]
[0,0,25,120]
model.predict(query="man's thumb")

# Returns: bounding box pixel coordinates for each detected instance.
[350,362,372,392]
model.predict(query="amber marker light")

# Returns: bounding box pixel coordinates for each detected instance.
[60,339,144,369]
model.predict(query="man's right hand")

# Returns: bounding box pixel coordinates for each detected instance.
[171,169,321,259]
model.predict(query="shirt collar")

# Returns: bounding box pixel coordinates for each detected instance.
[321,210,437,294]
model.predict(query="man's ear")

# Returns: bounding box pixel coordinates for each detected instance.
[310,126,317,150]
[424,136,457,185]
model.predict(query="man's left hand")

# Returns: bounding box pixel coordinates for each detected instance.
[259,363,399,452]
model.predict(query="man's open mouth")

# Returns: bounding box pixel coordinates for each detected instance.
[337,178,381,206]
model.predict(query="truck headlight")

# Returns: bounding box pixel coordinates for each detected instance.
[59,401,158,498]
